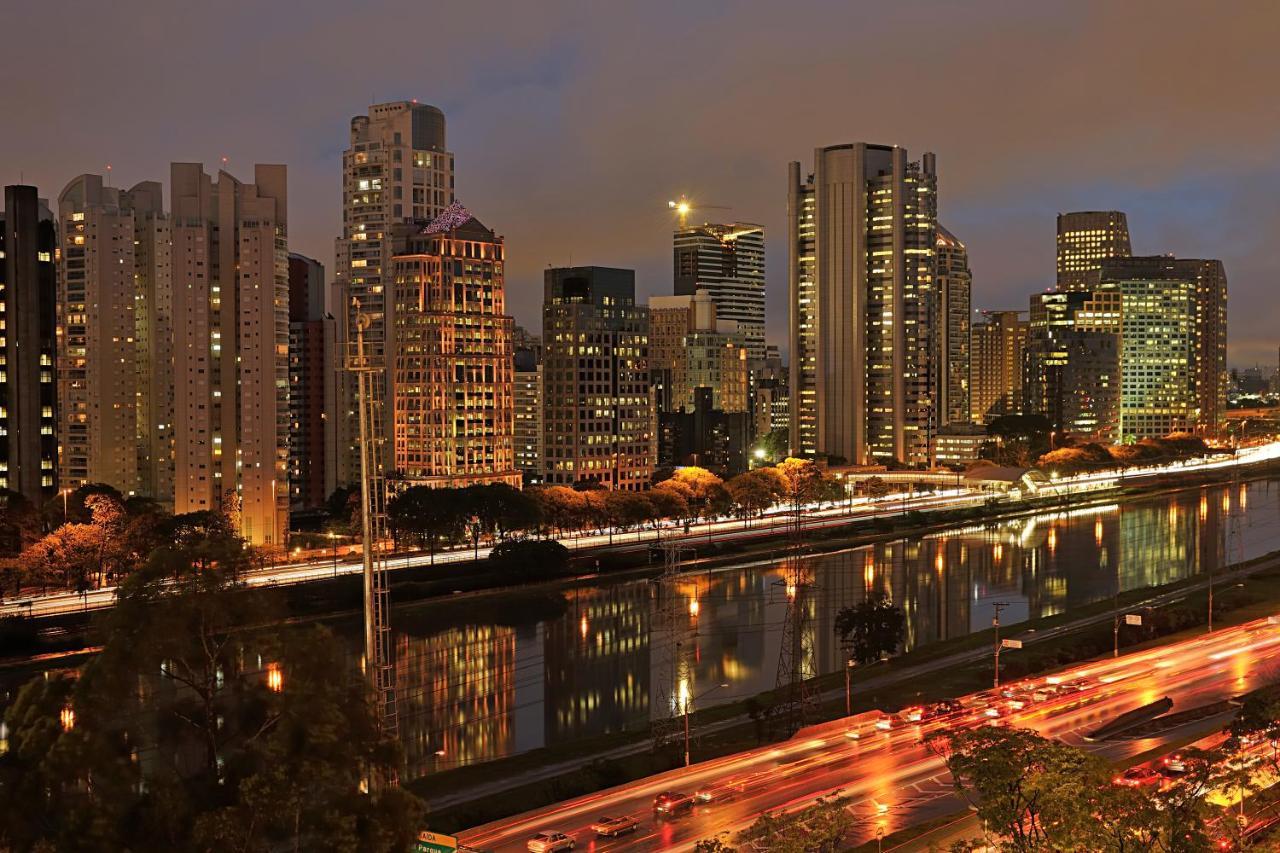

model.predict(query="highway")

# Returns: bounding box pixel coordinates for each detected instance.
[3,440,1278,621]
[458,614,1280,851]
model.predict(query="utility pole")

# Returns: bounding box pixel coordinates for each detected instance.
[993,601,1010,689]
[348,302,398,786]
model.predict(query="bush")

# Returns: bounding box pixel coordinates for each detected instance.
[487,539,570,579]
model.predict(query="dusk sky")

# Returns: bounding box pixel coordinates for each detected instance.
[5,1,1278,365]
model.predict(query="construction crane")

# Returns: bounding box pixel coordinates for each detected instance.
[668,194,730,227]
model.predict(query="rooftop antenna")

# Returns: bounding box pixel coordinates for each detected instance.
[105,164,112,187]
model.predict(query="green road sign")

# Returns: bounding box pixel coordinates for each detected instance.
[415,830,459,853]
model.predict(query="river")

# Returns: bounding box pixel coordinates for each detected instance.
[321,478,1280,779]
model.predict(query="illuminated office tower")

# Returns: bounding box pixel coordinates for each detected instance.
[0,186,58,502]
[542,266,654,490]
[334,101,455,483]
[649,290,748,415]
[673,222,765,359]
[389,203,518,489]
[513,356,543,483]
[1076,270,1194,441]
[170,163,289,546]
[788,143,938,465]
[936,224,971,425]
[56,175,170,498]
[1056,211,1131,291]
[969,310,1027,423]
[1094,255,1225,437]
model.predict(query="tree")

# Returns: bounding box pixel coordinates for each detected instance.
[0,490,41,558]
[862,476,891,499]
[774,457,822,512]
[658,467,729,520]
[0,522,423,852]
[725,470,780,519]
[834,594,905,665]
[488,539,570,579]
[737,795,853,853]
[985,414,1052,467]
[928,726,1100,852]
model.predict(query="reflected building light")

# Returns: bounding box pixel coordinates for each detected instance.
[1200,494,1209,522]
[1047,527,1057,553]
[60,706,75,732]
[993,542,1003,562]
[934,552,945,573]
[1095,516,1104,546]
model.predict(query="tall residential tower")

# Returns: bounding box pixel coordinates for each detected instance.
[170,163,289,546]
[1056,211,1131,291]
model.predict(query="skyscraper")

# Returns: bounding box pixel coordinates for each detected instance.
[936,224,971,426]
[673,222,765,359]
[288,253,338,510]
[389,202,519,489]
[542,266,654,490]
[648,291,748,416]
[513,346,543,483]
[334,101,455,484]
[969,310,1027,423]
[1089,257,1210,440]
[0,186,58,503]
[1056,211,1131,291]
[55,175,170,498]
[170,163,289,546]
[788,143,938,466]
[1025,290,1119,441]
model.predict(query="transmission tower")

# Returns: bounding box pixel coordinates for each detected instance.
[348,304,398,756]
[652,534,695,751]
[774,494,818,734]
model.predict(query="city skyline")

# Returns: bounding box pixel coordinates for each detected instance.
[2,3,1277,366]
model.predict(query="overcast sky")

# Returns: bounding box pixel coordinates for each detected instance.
[4,1,1278,365]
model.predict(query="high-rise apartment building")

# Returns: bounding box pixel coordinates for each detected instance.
[969,310,1027,423]
[1056,211,1131,291]
[170,163,289,546]
[788,143,938,466]
[673,222,765,359]
[0,186,58,503]
[334,101,455,484]
[542,266,654,490]
[389,203,519,489]
[936,224,971,426]
[55,175,170,498]
[288,253,338,510]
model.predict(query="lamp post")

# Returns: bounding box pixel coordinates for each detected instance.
[329,531,338,578]
[845,658,855,716]
[683,682,730,767]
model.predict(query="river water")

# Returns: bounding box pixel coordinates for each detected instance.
[6,480,1280,782]
[322,478,1280,779]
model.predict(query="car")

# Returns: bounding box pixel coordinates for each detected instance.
[1113,766,1161,788]
[527,831,575,852]
[653,791,694,814]
[873,714,898,731]
[590,816,639,837]
[1158,755,1188,777]
[696,785,740,804]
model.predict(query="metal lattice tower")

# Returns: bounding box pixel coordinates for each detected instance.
[652,534,695,751]
[774,495,818,734]
[348,304,398,755]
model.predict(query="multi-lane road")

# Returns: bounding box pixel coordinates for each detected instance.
[4,440,1279,622]
[459,614,1280,851]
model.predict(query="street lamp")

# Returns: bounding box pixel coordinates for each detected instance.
[683,682,730,767]
[329,531,339,578]
[845,658,855,716]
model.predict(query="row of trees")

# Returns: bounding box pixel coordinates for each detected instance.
[383,459,852,561]
[1036,433,1212,476]
[0,517,423,851]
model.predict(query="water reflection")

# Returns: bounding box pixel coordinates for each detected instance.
[368,479,1280,777]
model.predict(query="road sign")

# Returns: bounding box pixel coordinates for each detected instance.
[1124,614,1143,626]
[415,831,459,853]
[1001,638,1023,649]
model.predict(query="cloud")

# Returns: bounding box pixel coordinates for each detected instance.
[3,0,1277,364]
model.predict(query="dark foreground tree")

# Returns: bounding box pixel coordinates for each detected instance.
[834,593,905,665]
[0,521,423,852]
